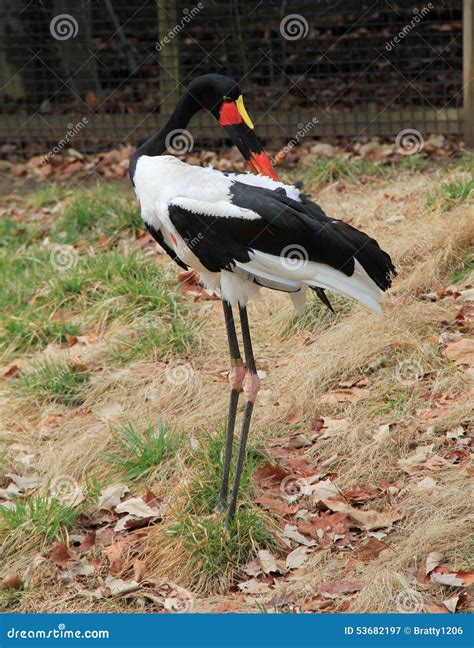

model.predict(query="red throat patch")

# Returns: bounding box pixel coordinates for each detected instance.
[219,101,242,126]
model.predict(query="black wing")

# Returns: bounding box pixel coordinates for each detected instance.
[169,181,396,290]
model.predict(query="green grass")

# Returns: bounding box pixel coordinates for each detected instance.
[371,385,416,417]
[107,420,185,479]
[13,359,91,406]
[164,429,276,587]
[427,174,474,210]
[108,314,199,365]
[450,256,474,284]
[170,507,275,584]
[186,429,265,516]
[0,246,196,357]
[0,494,78,545]
[440,177,474,204]
[56,185,142,243]
[395,153,428,173]
[306,157,385,187]
[26,185,70,209]
[1,182,194,358]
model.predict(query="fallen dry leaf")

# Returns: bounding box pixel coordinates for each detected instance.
[78,531,96,553]
[357,537,388,560]
[281,524,316,547]
[104,575,140,596]
[443,594,460,613]
[425,550,444,576]
[6,473,45,492]
[3,365,19,379]
[237,578,271,594]
[323,500,402,530]
[133,559,147,582]
[318,418,349,439]
[104,540,130,574]
[444,338,474,367]
[243,560,262,577]
[310,478,339,502]
[320,387,368,405]
[258,549,279,574]
[98,484,129,511]
[431,570,474,587]
[253,462,289,489]
[115,497,161,518]
[320,579,365,599]
[51,542,74,565]
[285,546,310,570]
[68,560,96,578]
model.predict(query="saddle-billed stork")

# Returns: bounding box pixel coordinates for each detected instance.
[129,74,396,527]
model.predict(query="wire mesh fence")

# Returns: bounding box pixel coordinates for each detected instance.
[0,0,464,155]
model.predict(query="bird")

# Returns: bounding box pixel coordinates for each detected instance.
[129,73,396,527]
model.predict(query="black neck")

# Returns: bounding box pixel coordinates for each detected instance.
[129,92,198,182]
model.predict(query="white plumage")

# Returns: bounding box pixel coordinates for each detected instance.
[133,155,384,314]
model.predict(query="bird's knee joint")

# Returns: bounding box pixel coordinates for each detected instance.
[243,371,260,403]
[229,363,246,391]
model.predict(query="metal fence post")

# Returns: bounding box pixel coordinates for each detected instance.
[464,0,474,147]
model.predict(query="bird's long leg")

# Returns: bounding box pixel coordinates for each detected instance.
[216,301,245,512]
[226,305,260,527]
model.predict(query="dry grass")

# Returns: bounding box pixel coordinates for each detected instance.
[1,162,473,613]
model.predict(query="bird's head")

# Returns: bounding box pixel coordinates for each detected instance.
[184,74,279,181]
